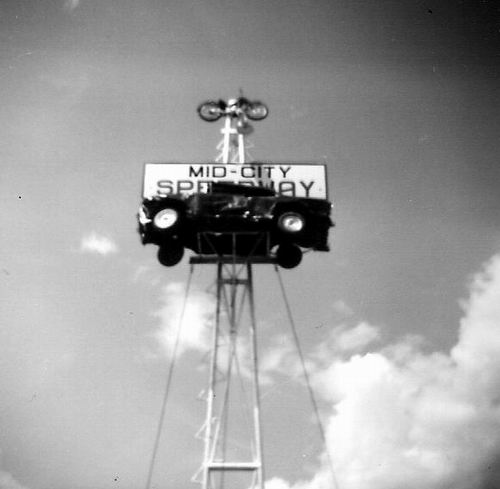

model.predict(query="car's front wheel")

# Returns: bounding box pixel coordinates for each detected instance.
[151,199,187,238]
[153,207,181,231]
[157,242,184,267]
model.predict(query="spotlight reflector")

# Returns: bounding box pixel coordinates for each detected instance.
[246,102,268,120]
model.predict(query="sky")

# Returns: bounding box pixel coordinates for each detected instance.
[1,1,500,488]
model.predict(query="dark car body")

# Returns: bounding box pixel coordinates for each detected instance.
[138,182,333,265]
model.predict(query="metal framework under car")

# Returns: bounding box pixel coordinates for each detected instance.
[138,181,333,268]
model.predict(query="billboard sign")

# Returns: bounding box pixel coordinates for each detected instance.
[143,163,328,199]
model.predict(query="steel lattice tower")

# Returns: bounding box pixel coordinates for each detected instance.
[191,98,270,489]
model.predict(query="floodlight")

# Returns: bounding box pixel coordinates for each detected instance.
[246,102,268,120]
[197,101,223,121]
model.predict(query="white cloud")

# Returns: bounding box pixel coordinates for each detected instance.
[0,470,30,489]
[270,253,500,489]
[132,265,161,287]
[331,300,354,319]
[154,282,214,356]
[258,335,299,385]
[334,322,380,352]
[313,322,380,364]
[153,287,300,387]
[266,478,296,489]
[63,0,80,12]
[79,232,118,256]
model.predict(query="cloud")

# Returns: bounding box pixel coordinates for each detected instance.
[153,286,299,386]
[266,478,295,489]
[334,322,380,352]
[0,470,30,489]
[63,0,80,12]
[260,335,296,380]
[269,253,500,489]
[79,232,118,256]
[154,282,214,356]
[331,300,354,319]
[313,322,381,364]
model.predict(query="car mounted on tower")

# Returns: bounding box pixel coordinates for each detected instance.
[137,98,334,268]
[138,178,333,268]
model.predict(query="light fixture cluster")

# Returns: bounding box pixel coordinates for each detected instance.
[197,97,268,131]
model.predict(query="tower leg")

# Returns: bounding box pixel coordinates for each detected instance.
[247,262,265,489]
[202,262,223,489]
[200,261,264,489]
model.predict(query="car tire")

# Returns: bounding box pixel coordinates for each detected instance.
[152,201,185,234]
[157,242,184,267]
[274,207,307,236]
[276,244,302,269]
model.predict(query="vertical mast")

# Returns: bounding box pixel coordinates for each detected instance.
[193,97,269,489]
[195,262,264,489]
[217,99,249,164]
[198,97,268,165]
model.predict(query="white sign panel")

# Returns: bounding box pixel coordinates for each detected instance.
[143,163,328,199]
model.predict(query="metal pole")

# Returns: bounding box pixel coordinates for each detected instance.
[238,132,245,164]
[221,116,232,164]
[193,98,271,488]
[202,262,223,489]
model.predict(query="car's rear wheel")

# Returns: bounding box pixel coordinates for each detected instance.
[276,244,302,269]
[275,207,307,237]
[157,242,184,267]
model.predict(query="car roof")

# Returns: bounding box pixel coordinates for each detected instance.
[210,182,276,197]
